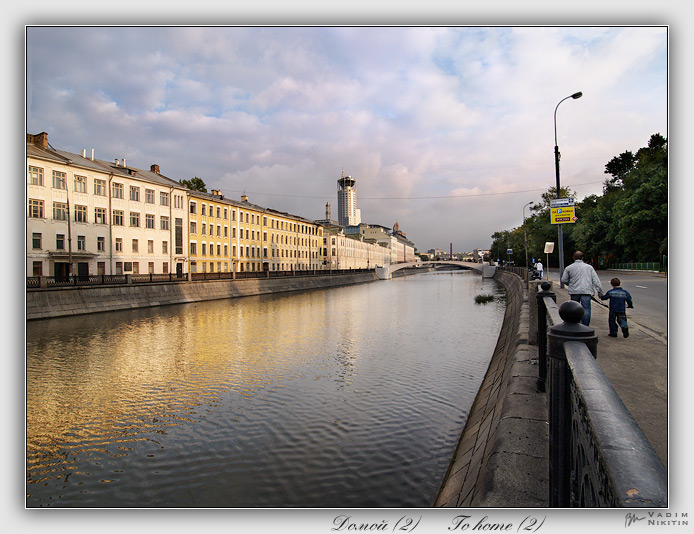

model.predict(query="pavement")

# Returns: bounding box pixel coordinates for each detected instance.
[436,270,667,507]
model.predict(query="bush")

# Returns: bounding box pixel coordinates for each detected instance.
[475,294,495,304]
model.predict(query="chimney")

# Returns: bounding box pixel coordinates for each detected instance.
[150,164,160,174]
[27,132,49,149]
[241,194,249,202]
[91,149,95,161]
[326,202,331,220]
[81,149,86,158]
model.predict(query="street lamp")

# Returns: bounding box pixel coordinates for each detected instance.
[523,201,533,286]
[554,91,582,287]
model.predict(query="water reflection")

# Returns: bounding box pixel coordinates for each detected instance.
[27,271,505,507]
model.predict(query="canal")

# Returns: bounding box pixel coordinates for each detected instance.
[26,270,506,507]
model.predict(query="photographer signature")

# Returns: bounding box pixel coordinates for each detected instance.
[625,513,645,527]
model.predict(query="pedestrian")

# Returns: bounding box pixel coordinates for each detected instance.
[535,260,544,279]
[600,277,634,338]
[560,251,604,326]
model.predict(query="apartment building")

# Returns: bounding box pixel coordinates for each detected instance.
[323,226,391,270]
[26,133,188,278]
[188,189,232,273]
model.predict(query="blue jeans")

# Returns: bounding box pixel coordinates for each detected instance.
[570,294,592,326]
[608,312,628,335]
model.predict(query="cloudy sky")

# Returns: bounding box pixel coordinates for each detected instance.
[26,25,666,253]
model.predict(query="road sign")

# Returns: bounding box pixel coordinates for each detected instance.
[551,205,576,224]
[550,197,575,208]
[544,242,555,253]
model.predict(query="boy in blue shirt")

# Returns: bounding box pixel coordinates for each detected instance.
[600,277,634,338]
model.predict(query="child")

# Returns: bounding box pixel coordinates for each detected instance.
[600,277,634,338]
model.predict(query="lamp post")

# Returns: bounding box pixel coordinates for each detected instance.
[554,91,582,287]
[523,201,532,286]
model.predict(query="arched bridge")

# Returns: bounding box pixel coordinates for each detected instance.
[375,261,492,280]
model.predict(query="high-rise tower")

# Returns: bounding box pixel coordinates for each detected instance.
[337,171,361,226]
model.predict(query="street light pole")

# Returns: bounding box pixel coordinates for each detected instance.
[523,201,532,286]
[553,91,582,288]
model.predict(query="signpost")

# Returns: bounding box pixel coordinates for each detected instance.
[544,242,555,281]
[550,198,577,225]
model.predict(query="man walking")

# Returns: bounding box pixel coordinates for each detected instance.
[561,251,604,326]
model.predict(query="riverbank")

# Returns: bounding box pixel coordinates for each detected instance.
[435,270,549,507]
[26,271,378,321]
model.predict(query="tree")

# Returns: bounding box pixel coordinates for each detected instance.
[179,177,207,192]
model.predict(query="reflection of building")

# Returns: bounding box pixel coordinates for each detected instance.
[337,171,361,227]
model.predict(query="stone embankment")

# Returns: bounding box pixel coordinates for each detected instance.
[26,272,378,321]
[435,270,549,507]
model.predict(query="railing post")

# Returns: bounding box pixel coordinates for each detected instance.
[536,281,555,392]
[547,300,598,507]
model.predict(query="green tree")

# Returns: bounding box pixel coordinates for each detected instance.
[179,176,207,192]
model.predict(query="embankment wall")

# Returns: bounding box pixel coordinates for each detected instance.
[26,272,378,321]
[435,269,538,506]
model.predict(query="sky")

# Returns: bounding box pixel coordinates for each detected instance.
[25,25,667,254]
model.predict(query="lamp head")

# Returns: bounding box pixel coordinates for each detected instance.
[571,91,583,99]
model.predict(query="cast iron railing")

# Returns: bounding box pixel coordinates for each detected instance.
[536,281,667,507]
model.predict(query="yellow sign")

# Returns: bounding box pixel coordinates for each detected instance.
[551,206,576,224]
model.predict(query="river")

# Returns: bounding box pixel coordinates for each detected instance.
[26,270,505,508]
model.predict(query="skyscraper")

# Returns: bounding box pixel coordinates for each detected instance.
[337,171,361,227]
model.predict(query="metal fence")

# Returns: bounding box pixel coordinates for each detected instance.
[536,282,667,507]
[27,268,376,289]
[608,262,662,271]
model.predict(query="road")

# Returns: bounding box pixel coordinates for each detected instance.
[543,267,668,338]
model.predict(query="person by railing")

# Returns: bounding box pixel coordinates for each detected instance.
[537,290,667,507]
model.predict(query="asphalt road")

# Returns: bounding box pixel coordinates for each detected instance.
[543,268,668,338]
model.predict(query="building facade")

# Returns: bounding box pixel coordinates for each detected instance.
[336,171,361,227]
[26,133,188,278]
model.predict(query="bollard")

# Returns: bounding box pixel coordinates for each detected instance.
[547,300,598,507]
[536,281,555,392]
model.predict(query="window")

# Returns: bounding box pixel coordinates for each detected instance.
[217,207,221,218]
[52,170,67,189]
[113,210,124,226]
[190,242,197,255]
[148,262,155,274]
[190,201,197,214]
[174,194,183,209]
[56,234,65,250]
[162,241,168,254]
[132,239,139,253]
[232,210,236,221]
[160,215,170,230]
[145,189,155,204]
[175,218,183,255]
[130,212,140,227]
[74,175,87,193]
[28,166,43,186]
[130,186,140,201]
[95,207,107,224]
[189,221,197,234]
[163,262,169,274]
[224,208,228,219]
[202,243,206,255]
[160,191,169,206]
[132,262,139,274]
[28,199,44,218]
[116,262,123,274]
[148,240,154,253]
[32,233,41,249]
[94,179,106,196]
[145,214,155,229]
[74,205,87,223]
[224,226,228,238]
[201,223,206,236]
[201,204,206,216]
[217,225,221,237]
[112,182,124,199]
[217,244,221,256]
[53,202,67,221]
[77,235,86,251]
[97,236,105,251]
[115,238,123,252]
[97,262,105,275]
[33,261,43,276]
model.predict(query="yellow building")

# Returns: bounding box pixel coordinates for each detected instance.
[187,190,232,274]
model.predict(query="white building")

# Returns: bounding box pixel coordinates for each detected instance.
[26,132,189,278]
[336,171,361,227]
[322,226,391,270]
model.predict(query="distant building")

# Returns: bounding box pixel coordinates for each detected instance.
[337,171,361,227]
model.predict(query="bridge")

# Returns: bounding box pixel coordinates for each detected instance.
[375,260,492,280]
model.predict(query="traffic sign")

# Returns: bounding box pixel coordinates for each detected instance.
[551,205,576,224]
[550,197,575,208]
